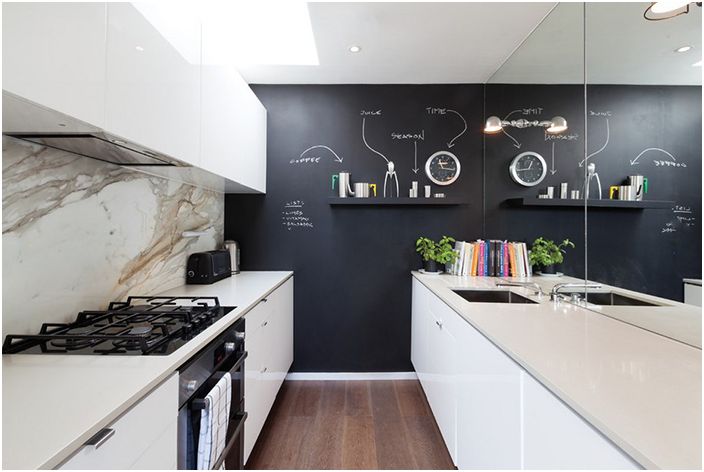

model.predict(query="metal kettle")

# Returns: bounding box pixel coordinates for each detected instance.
[224,240,240,274]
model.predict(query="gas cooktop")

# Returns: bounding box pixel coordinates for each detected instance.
[2,296,236,355]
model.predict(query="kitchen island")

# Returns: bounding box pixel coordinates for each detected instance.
[1,271,292,470]
[412,271,701,470]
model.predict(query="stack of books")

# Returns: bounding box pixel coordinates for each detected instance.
[447,240,532,277]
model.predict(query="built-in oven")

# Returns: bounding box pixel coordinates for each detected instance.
[177,317,246,470]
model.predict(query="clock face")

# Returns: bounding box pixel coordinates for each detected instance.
[425,151,461,186]
[509,152,547,187]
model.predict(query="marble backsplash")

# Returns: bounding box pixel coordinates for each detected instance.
[2,136,224,335]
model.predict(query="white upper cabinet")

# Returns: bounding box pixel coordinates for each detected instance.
[2,2,107,129]
[105,3,201,167]
[201,27,267,192]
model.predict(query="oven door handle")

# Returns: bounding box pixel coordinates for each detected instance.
[191,351,248,411]
[211,411,248,470]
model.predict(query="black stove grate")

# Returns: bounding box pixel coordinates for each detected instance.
[2,296,233,355]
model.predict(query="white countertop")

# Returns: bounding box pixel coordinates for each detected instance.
[1,271,293,470]
[683,278,702,286]
[412,271,702,470]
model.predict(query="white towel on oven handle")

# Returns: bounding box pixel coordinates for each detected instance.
[196,372,232,470]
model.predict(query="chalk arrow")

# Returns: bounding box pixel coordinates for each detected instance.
[579,118,609,167]
[550,142,557,175]
[503,109,522,120]
[300,145,343,163]
[446,109,467,148]
[412,140,419,174]
[502,128,522,149]
[629,147,676,166]
[362,117,389,163]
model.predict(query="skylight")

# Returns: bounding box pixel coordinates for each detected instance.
[133,1,319,66]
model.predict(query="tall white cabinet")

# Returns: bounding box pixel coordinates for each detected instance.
[411,277,641,470]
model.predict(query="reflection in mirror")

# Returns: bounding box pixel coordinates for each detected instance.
[483,4,587,287]
[584,2,701,347]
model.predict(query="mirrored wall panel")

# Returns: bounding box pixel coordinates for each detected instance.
[484,3,586,287]
[584,2,701,347]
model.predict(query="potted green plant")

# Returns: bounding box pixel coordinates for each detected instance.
[415,236,457,273]
[529,237,575,275]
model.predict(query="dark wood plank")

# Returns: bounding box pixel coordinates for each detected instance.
[246,380,454,470]
[344,380,372,416]
[246,416,312,470]
[319,380,346,417]
[370,380,402,417]
[394,379,431,417]
[295,414,344,469]
[341,415,378,469]
[289,380,324,417]
[403,415,455,470]
[373,416,417,469]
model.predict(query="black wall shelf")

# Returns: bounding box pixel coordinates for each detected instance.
[329,197,466,206]
[505,197,674,210]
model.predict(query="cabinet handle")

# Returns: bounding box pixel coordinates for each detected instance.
[261,320,268,328]
[435,320,443,329]
[85,428,115,449]
[260,366,268,374]
[260,298,268,303]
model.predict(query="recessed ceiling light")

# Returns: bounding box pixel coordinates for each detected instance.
[675,45,692,53]
[135,46,144,52]
[349,45,361,53]
[693,60,702,67]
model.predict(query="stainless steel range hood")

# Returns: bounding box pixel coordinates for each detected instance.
[2,91,185,167]
[5,132,178,166]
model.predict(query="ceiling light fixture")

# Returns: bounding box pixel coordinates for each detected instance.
[349,45,361,53]
[675,45,693,53]
[135,46,145,52]
[644,1,698,20]
[483,115,568,135]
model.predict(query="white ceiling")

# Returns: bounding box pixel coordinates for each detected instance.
[237,2,556,84]
[490,2,702,85]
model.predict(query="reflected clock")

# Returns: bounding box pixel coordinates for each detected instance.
[425,151,461,186]
[509,151,547,187]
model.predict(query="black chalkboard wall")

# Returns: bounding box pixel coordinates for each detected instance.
[225,84,701,372]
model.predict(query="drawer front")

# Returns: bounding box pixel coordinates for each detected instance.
[58,374,178,470]
[129,420,177,470]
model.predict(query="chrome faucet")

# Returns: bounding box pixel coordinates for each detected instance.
[550,283,602,301]
[496,281,544,297]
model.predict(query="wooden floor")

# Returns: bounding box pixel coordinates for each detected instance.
[246,380,455,470]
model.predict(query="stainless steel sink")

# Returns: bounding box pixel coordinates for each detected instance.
[451,289,538,304]
[560,291,661,307]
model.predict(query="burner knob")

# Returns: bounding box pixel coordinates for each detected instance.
[224,342,236,353]
[234,331,245,341]
[185,380,197,393]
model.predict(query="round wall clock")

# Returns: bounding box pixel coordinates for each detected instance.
[509,151,547,187]
[425,151,461,186]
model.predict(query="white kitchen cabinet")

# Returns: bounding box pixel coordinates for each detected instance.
[410,278,641,470]
[522,373,640,469]
[455,310,523,469]
[200,64,267,193]
[58,374,178,470]
[105,3,201,167]
[244,278,294,464]
[2,2,107,129]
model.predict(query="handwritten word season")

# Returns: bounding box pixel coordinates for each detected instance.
[391,130,425,140]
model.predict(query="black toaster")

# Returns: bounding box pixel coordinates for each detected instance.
[186,250,231,284]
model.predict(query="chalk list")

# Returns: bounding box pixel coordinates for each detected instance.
[281,200,314,231]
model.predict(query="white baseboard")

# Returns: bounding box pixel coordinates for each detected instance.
[285,371,418,381]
